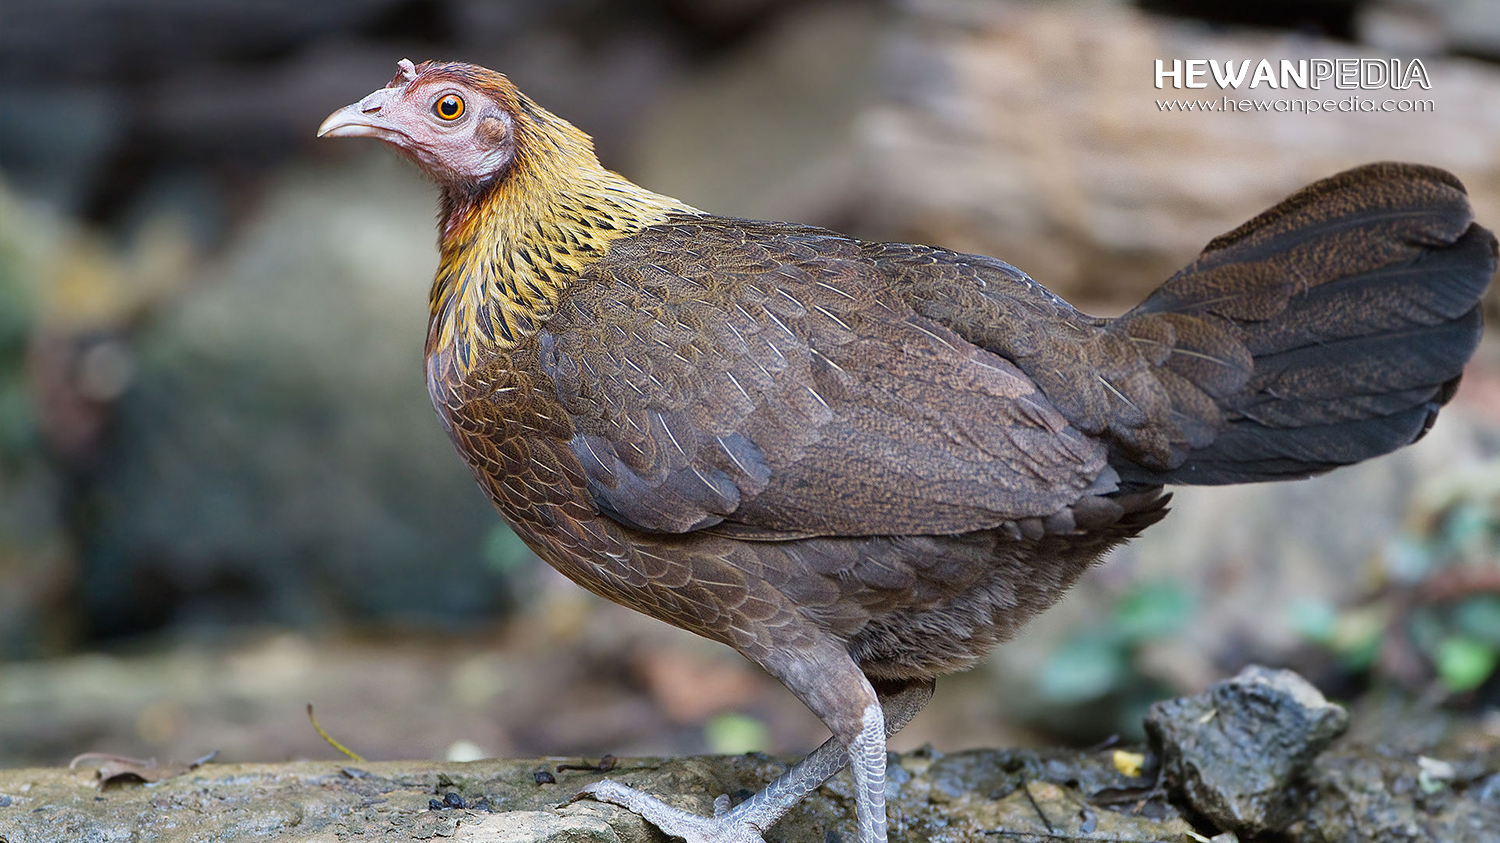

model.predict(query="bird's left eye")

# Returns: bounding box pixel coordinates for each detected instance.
[434,94,465,121]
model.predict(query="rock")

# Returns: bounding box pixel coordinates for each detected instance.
[1292,744,1500,843]
[0,749,1201,843]
[0,735,1493,841]
[1144,665,1350,835]
[887,746,1198,841]
[433,809,625,843]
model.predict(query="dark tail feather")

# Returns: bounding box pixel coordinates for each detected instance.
[1112,162,1495,487]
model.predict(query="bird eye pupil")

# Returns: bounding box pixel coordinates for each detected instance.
[436,95,464,120]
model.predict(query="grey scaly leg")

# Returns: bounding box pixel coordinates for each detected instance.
[720,679,933,831]
[580,679,934,843]
[849,700,888,842]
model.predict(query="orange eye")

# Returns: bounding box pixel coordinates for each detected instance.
[434,94,465,121]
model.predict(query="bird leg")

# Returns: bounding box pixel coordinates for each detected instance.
[722,678,932,835]
[579,678,934,843]
[849,699,888,841]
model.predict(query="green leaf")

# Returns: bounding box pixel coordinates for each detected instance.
[704,713,769,755]
[480,525,532,575]
[1435,635,1497,693]
[1112,581,1196,642]
[0,383,36,457]
[1288,599,1338,645]
[1442,502,1493,549]
[1454,596,1500,647]
[1337,631,1383,672]
[1331,605,1389,671]
[1408,606,1447,656]
[1037,635,1128,704]
[1383,536,1434,582]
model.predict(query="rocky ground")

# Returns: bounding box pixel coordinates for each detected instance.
[2,668,1496,842]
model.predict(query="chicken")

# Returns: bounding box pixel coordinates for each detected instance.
[318,59,1495,843]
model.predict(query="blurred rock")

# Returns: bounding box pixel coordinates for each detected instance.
[77,151,519,637]
[1435,0,1500,58]
[1356,2,1450,56]
[1359,0,1500,59]
[0,182,78,658]
[629,1,885,224]
[854,0,1500,311]
[1145,665,1349,835]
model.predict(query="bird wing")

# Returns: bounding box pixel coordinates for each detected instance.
[537,217,1109,538]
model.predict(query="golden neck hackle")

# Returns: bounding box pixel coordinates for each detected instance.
[428,101,697,374]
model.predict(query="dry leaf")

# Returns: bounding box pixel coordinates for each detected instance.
[69,750,217,787]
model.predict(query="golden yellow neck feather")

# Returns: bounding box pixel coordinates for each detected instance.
[428,108,696,372]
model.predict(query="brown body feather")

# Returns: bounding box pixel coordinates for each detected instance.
[430,211,1180,682]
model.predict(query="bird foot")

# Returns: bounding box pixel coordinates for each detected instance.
[577,780,767,843]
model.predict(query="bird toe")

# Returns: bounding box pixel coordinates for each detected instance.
[577,780,768,843]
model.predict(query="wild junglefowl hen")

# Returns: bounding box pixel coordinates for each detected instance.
[319,60,1496,843]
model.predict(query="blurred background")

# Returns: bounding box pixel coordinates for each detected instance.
[2,0,1500,770]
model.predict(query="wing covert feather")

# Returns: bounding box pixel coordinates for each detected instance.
[538,219,1108,537]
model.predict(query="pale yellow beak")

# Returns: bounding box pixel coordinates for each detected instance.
[316,87,403,140]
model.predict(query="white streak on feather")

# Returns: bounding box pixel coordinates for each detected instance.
[724,371,753,404]
[812,305,851,332]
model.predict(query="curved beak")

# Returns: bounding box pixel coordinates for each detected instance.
[317,87,403,140]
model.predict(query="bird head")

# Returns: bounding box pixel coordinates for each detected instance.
[318,59,530,191]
